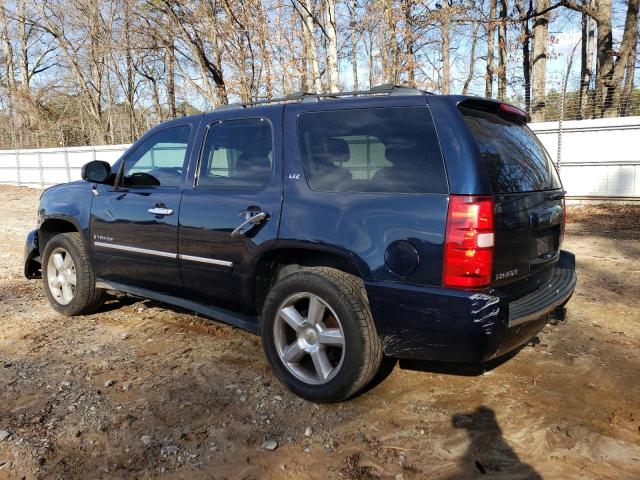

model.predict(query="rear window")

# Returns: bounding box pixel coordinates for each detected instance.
[297,107,447,194]
[460,106,562,193]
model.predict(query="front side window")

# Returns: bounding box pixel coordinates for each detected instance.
[297,107,447,194]
[198,118,273,189]
[121,125,191,188]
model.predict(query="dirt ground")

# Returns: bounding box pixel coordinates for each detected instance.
[0,184,639,480]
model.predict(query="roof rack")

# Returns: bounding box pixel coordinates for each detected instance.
[214,84,431,111]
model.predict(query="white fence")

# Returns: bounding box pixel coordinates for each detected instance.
[1,116,639,198]
[529,116,640,198]
[0,144,129,189]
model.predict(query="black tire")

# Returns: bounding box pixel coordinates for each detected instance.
[42,232,105,316]
[261,267,382,402]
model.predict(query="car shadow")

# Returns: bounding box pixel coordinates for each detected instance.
[445,406,542,479]
[96,294,139,313]
[397,345,525,377]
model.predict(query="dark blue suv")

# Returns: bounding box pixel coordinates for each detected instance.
[24,86,576,402]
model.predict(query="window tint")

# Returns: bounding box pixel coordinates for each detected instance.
[460,106,562,193]
[122,125,191,187]
[198,118,273,189]
[297,107,446,194]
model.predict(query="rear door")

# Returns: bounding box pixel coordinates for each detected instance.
[459,103,564,294]
[178,108,282,312]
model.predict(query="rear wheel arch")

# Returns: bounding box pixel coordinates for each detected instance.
[254,247,369,314]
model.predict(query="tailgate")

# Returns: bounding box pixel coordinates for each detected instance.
[459,101,564,293]
[493,190,564,290]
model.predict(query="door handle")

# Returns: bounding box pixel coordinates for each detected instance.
[231,211,268,238]
[148,206,174,216]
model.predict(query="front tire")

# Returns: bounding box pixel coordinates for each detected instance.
[261,267,382,402]
[42,232,105,316]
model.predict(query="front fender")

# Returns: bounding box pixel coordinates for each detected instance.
[38,180,94,251]
[24,228,41,279]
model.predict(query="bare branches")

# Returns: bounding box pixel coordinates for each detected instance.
[0,0,638,149]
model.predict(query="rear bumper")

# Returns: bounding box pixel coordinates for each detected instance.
[366,250,576,362]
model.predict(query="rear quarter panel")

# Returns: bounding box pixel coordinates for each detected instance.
[280,97,449,286]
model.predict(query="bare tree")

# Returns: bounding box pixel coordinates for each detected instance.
[579,2,596,118]
[485,0,496,97]
[462,22,480,95]
[516,0,533,113]
[324,0,339,92]
[497,0,508,100]
[531,0,549,121]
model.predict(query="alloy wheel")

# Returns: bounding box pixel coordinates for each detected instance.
[47,247,76,305]
[273,292,345,385]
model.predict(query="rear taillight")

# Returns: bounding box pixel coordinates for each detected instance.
[443,195,494,288]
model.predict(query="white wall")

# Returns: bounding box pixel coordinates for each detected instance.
[1,116,639,197]
[530,116,640,198]
[0,144,129,188]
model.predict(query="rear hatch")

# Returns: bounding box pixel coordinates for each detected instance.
[459,101,565,298]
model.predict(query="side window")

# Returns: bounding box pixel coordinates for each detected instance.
[121,125,191,188]
[198,118,273,189]
[298,107,447,194]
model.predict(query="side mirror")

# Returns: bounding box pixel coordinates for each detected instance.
[81,160,112,184]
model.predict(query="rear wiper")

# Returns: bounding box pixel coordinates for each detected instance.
[545,190,566,200]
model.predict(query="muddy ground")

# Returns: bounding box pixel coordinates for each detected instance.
[0,184,638,479]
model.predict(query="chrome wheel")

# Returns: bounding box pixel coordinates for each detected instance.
[47,247,76,305]
[273,292,345,385]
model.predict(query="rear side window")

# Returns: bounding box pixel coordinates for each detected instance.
[297,107,447,194]
[460,106,562,193]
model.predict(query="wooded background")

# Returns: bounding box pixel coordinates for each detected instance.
[0,0,638,149]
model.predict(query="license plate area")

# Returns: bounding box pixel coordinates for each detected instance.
[536,233,554,256]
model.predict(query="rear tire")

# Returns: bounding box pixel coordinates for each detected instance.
[42,232,105,316]
[261,267,382,402]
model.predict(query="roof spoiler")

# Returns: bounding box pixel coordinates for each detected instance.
[457,98,529,123]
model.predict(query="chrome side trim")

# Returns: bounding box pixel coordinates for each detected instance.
[93,241,177,259]
[178,254,233,268]
[93,242,233,267]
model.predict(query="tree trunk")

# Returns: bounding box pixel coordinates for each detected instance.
[17,0,32,123]
[349,0,359,90]
[166,24,176,118]
[462,23,479,95]
[593,0,613,116]
[325,0,339,92]
[402,0,416,87]
[517,0,532,114]
[441,13,450,94]
[609,0,639,116]
[301,15,309,92]
[0,2,16,116]
[485,0,496,98]
[150,78,163,123]
[124,0,137,141]
[383,2,399,84]
[620,39,636,116]
[531,0,550,121]
[497,0,508,100]
[579,9,595,119]
[301,0,322,93]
